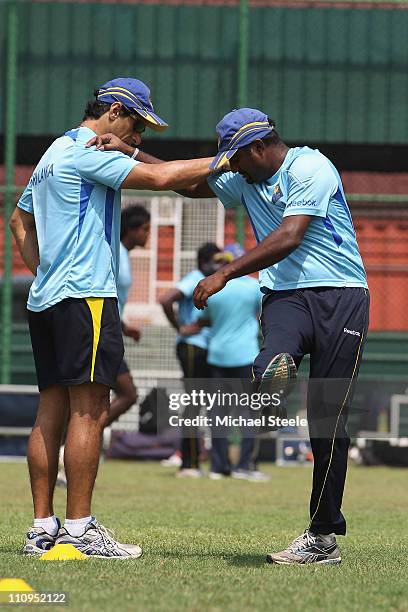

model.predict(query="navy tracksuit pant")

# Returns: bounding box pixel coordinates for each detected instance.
[176,342,210,469]
[253,286,370,535]
[210,364,258,475]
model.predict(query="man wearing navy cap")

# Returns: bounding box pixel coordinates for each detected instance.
[84,107,369,564]
[9,77,222,559]
[191,108,370,565]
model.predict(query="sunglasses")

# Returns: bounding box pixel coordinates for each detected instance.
[122,105,146,133]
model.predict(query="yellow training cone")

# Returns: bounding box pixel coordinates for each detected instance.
[0,579,34,591]
[40,544,88,561]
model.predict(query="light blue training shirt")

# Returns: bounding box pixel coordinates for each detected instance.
[17,126,138,312]
[198,276,261,368]
[176,269,209,351]
[117,242,133,317]
[208,147,368,292]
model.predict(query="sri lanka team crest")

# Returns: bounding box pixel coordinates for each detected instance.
[272,184,283,203]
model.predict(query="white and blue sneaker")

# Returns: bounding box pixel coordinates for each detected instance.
[23,519,61,556]
[266,529,341,565]
[55,518,142,559]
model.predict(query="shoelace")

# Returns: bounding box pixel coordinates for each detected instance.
[287,530,316,553]
[76,523,119,555]
[92,524,118,550]
[98,524,117,546]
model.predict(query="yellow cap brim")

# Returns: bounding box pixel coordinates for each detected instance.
[210,148,238,170]
[135,108,168,132]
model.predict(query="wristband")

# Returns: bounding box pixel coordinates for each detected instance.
[131,148,140,159]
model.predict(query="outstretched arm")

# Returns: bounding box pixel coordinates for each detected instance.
[193,215,312,309]
[9,207,39,275]
[86,134,216,198]
[121,158,217,192]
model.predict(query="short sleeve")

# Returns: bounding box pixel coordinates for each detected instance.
[17,184,34,214]
[283,156,338,219]
[75,146,138,192]
[207,171,243,209]
[176,272,201,298]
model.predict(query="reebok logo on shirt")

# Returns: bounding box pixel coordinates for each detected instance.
[286,198,318,209]
[344,327,361,337]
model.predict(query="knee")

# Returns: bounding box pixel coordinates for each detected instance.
[117,384,138,412]
[126,386,138,409]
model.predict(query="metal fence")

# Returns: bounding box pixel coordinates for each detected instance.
[1,0,408,386]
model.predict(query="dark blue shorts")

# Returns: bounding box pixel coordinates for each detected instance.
[117,358,130,377]
[29,297,124,391]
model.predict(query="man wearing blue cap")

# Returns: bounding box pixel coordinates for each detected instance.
[82,107,369,564]
[190,108,370,565]
[9,77,221,559]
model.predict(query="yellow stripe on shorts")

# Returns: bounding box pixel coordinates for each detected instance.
[85,298,104,382]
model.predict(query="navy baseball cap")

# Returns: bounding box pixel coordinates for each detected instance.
[97,77,168,132]
[210,108,274,170]
[214,242,246,263]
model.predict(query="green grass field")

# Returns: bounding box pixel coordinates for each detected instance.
[0,461,407,612]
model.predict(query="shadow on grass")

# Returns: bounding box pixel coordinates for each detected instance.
[147,549,265,567]
[0,543,265,568]
[226,553,266,568]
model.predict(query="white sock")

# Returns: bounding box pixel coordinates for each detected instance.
[64,516,92,537]
[34,515,59,536]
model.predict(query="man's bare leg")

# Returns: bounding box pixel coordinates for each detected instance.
[27,385,69,518]
[105,372,137,427]
[55,381,142,558]
[64,382,110,519]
